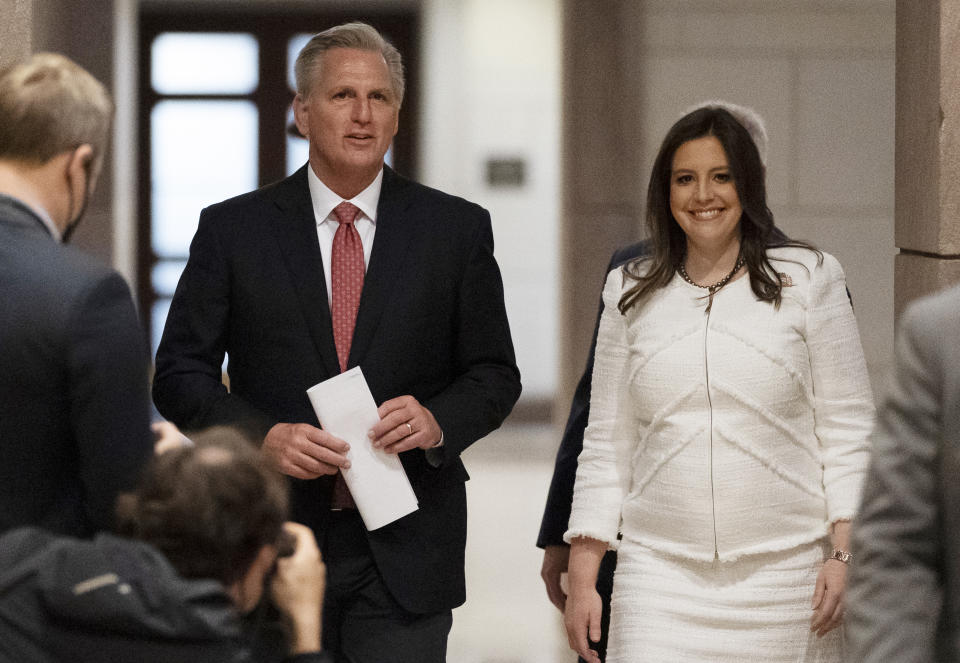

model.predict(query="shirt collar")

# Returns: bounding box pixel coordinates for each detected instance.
[306,166,383,225]
[0,192,61,241]
[32,202,61,241]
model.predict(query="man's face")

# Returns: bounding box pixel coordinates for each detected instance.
[294,47,399,196]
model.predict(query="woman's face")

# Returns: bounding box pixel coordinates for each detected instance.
[669,135,742,252]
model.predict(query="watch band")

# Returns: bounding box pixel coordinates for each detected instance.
[829,548,852,564]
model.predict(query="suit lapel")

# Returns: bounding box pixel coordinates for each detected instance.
[348,167,415,368]
[268,167,340,377]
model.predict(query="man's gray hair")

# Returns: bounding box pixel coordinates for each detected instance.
[682,100,768,166]
[0,53,113,164]
[295,22,405,107]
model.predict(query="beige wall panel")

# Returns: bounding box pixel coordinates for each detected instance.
[563,5,635,207]
[895,253,960,318]
[639,3,893,52]
[937,3,960,255]
[895,0,941,253]
[636,55,794,208]
[0,0,33,66]
[558,0,644,414]
[29,0,116,267]
[796,57,895,210]
[782,211,896,388]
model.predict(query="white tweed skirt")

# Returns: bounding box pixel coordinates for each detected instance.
[606,538,845,663]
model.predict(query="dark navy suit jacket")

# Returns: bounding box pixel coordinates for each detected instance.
[154,165,521,614]
[0,195,153,537]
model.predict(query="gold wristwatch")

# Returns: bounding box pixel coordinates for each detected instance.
[829,548,852,564]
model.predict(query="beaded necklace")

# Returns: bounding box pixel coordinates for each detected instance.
[677,254,746,314]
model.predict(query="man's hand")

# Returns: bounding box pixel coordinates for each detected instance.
[262,423,350,479]
[541,544,570,611]
[369,395,443,454]
[151,420,190,454]
[270,522,325,655]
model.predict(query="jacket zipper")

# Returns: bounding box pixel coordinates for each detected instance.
[704,303,719,559]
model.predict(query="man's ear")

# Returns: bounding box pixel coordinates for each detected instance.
[292,94,309,139]
[66,144,96,192]
[67,144,94,174]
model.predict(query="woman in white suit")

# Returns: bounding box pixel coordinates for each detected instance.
[563,104,875,662]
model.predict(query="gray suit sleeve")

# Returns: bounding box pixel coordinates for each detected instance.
[847,301,944,662]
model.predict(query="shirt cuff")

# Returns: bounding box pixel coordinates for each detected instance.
[425,431,444,467]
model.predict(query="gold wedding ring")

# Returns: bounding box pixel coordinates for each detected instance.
[406,422,413,436]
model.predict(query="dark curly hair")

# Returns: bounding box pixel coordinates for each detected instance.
[116,427,288,586]
[619,106,819,314]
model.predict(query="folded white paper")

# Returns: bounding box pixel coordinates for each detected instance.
[306,367,418,530]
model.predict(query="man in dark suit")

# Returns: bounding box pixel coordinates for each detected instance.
[0,53,156,537]
[153,22,521,663]
[538,242,645,663]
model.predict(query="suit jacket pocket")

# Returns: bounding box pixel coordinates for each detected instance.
[402,451,469,500]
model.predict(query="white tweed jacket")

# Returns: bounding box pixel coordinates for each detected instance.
[565,247,875,562]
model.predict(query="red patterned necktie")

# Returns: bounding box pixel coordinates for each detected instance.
[331,201,364,373]
[330,202,363,510]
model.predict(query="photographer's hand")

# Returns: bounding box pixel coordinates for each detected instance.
[270,522,326,655]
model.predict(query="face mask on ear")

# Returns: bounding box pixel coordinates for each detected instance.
[62,153,93,244]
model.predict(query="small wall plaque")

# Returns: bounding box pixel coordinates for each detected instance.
[486,157,525,187]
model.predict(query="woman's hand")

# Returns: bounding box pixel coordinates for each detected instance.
[564,585,603,663]
[812,520,851,636]
[811,557,847,636]
[564,535,607,662]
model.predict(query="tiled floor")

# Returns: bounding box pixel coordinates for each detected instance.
[447,422,572,663]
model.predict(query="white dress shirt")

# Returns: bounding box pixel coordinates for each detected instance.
[305,166,383,307]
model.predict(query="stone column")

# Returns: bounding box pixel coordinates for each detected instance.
[558,0,644,419]
[30,0,117,267]
[895,0,960,316]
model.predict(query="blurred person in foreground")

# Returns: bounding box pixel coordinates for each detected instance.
[847,283,960,662]
[537,101,785,662]
[0,53,179,538]
[0,428,330,663]
[563,104,875,662]
[152,22,520,662]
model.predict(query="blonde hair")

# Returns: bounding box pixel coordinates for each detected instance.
[0,52,113,164]
[295,22,405,106]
